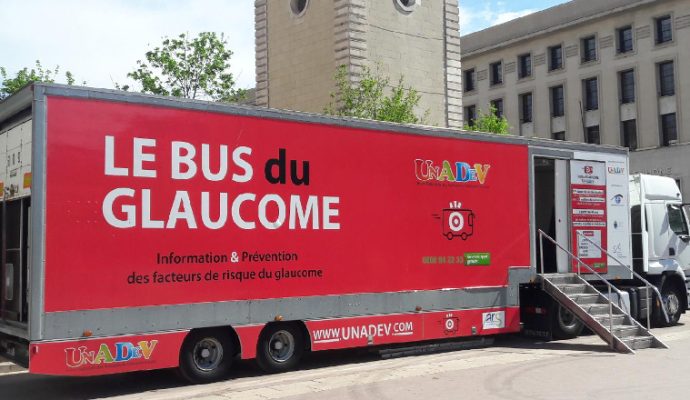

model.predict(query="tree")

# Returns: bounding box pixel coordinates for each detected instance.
[464,105,510,135]
[124,32,246,103]
[325,65,428,124]
[0,60,78,100]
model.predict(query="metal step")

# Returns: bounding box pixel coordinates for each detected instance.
[610,325,642,339]
[569,293,602,305]
[539,273,668,354]
[557,284,591,295]
[594,314,627,327]
[622,336,654,350]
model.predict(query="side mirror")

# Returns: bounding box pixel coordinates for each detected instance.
[680,235,690,243]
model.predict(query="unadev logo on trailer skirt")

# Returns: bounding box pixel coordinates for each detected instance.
[64,340,158,368]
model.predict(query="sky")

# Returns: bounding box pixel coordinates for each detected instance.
[0,0,566,93]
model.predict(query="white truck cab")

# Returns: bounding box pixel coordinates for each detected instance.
[630,174,690,325]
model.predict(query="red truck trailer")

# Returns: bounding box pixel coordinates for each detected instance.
[0,84,661,382]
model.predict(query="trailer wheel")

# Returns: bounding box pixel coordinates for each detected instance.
[655,282,683,327]
[551,303,583,339]
[256,323,304,373]
[178,329,233,384]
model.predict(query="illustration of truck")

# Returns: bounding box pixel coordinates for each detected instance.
[442,201,474,240]
[0,84,687,383]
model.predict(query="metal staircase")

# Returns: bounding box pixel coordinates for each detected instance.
[539,273,667,353]
[538,230,669,354]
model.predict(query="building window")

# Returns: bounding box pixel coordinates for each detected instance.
[581,36,597,63]
[656,15,673,44]
[617,26,634,53]
[464,69,475,92]
[465,105,477,128]
[658,61,675,97]
[520,92,533,123]
[586,126,600,145]
[584,78,598,111]
[549,45,563,71]
[621,120,637,150]
[518,54,532,79]
[552,131,565,141]
[490,62,503,86]
[550,85,564,117]
[661,113,677,146]
[620,69,635,104]
[491,99,504,118]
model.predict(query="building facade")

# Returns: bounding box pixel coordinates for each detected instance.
[255,0,463,128]
[461,0,690,197]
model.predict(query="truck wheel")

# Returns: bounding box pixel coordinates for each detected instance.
[551,303,584,339]
[178,330,233,384]
[256,324,304,373]
[655,283,683,327]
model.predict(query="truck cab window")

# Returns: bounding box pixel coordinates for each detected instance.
[668,205,689,235]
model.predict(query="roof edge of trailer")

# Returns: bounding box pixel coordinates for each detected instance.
[26,83,628,156]
[0,84,34,124]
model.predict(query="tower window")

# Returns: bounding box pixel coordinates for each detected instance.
[290,0,309,16]
[395,0,418,12]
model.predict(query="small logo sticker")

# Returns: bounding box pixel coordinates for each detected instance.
[482,311,505,330]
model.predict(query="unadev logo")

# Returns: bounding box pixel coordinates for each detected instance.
[65,340,158,368]
[415,159,490,184]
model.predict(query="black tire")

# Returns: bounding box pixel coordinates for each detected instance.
[178,329,234,384]
[654,282,683,327]
[256,324,304,373]
[551,303,584,340]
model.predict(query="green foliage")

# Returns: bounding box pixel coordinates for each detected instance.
[0,60,80,100]
[124,32,246,103]
[325,65,428,124]
[464,105,510,135]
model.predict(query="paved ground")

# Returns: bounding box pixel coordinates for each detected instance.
[1,323,689,400]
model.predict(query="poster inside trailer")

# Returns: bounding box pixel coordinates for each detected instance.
[43,97,530,312]
[570,160,607,273]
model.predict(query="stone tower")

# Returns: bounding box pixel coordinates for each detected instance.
[255,0,462,128]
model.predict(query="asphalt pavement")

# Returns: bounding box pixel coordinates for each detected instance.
[1,322,689,400]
